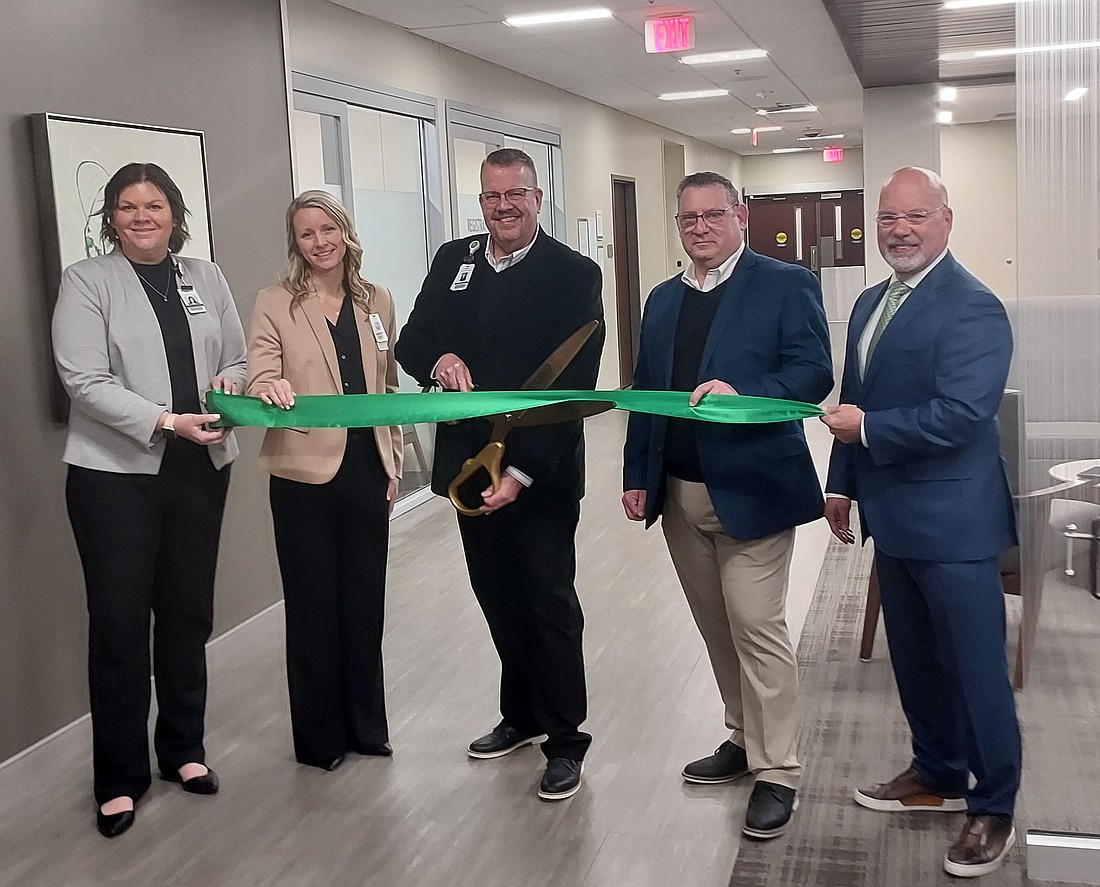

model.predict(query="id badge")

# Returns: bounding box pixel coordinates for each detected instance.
[368,313,389,351]
[179,286,207,315]
[450,263,475,291]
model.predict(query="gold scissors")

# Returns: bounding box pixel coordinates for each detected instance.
[448,320,607,516]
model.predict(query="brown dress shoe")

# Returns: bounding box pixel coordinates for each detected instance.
[853,766,967,812]
[944,814,1016,877]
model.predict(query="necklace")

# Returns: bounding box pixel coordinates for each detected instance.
[134,262,174,302]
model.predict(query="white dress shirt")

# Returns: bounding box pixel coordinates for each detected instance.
[681,241,745,292]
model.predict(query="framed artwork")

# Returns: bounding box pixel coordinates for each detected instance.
[30,113,214,420]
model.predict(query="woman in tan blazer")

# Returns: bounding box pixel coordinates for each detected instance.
[247,190,403,770]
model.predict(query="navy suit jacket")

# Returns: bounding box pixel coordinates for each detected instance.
[824,252,1016,562]
[623,249,833,541]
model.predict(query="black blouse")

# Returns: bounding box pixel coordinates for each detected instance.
[129,255,202,416]
[327,295,368,396]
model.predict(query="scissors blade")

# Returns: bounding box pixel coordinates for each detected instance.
[489,400,613,428]
[520,319,601,391]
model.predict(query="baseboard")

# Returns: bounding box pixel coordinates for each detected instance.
[1027,829,1100,884]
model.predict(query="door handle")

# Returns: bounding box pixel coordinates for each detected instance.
[809,244,819,272]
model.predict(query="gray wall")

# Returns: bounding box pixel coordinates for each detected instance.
[0,0,291,760]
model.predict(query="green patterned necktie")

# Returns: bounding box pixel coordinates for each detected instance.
[866,279,910,365]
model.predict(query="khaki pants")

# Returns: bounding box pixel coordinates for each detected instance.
[662,478,802,788]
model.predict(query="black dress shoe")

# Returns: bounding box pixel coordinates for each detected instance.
[538,758,583,801]
[743,781,798,839]
[160,767,219,795]
[351,742,393,757]
[682,740,750,784]
[96,807,135,838]
[467,722,548,760]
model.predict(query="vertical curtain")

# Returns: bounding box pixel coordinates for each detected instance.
[1013,0,1100,683]
[1015,0,1100,485]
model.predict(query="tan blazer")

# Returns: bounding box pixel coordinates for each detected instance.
[246,282,403,484]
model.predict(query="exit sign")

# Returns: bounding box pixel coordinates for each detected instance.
[823,147,844,163]
[645,15,695,53]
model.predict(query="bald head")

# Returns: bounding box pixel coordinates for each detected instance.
[876,166,953,279]
[882,167,949,205]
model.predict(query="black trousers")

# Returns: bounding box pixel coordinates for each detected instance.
[65,442,229,806]
[269,433,390,766]
[457,488,591,761]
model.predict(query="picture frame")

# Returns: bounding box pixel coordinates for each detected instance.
[30,113,215,420]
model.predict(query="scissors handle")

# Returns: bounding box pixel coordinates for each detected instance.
[447,441,504,517]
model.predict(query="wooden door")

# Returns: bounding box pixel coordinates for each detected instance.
[612,177,642,388]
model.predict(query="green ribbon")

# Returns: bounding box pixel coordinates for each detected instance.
[207,389,823,428]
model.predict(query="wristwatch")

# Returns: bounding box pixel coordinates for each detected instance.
[161,416,177,439]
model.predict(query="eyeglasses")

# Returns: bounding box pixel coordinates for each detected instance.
[874,205,947,227]
[479,187,537,205]
[675,205,737,230]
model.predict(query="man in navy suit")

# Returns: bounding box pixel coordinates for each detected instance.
[622,171,832,839]
[822,167,1020,878]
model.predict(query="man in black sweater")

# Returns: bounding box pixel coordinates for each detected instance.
[395,148,604,801]
[623,172,832,838]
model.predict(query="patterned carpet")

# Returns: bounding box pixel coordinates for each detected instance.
[729,528,1100,886]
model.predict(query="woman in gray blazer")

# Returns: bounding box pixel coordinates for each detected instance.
[52,163,246,838]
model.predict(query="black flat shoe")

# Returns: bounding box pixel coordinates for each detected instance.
[351,742,393,757]
[160,767,219,795]
[296,752,346,771]
[96,808,135,838]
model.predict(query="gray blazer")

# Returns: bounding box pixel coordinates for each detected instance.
[52,249,247,473]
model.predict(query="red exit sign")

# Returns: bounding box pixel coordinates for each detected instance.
[823,147,845,163]
[645,15,695,53]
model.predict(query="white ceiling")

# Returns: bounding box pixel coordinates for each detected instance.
[331,0,1015,156]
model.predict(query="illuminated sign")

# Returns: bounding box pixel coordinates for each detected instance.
[645,15,695,53]
[823,147,845,163]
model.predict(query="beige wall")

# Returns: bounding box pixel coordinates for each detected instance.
[940,120,1017,299]
[742,147,864,196]
[0,0,291,762]
[285,0,742,388]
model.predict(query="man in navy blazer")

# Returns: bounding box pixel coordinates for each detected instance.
[623,172,832,839]
[822,167,1020,878]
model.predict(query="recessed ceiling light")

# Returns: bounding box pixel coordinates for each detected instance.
[730,128,753,134]
[940,39,1100,61]
[1065,86,1088,101]
[752,126,783,133]
[937,109,954,124]
[942,0,1031,9]
[504,7,612,27]
[797,133,844,141]
[755,105,817,115]
[680,49,768,65]
[773,147,813,153]
[658,89,730,101]
[939,86,958,101]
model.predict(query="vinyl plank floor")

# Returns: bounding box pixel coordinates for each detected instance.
[0,413,829,887]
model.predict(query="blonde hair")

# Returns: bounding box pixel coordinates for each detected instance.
[281,190,374,315]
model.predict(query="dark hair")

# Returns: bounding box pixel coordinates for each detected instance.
[677,171,740,206]
[99,162,191,253]
[481,148,539,187]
